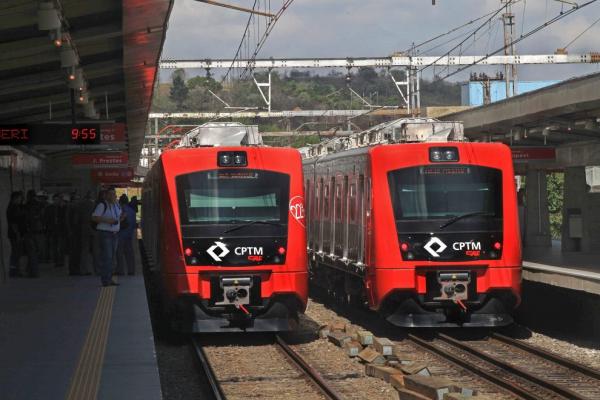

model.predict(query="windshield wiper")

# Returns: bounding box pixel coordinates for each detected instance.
[222,220,283,234]
[439,211,495,230]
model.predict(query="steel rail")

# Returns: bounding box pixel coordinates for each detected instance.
[491,333,600,381]
[191,338,226,400]
[408,333,536,400]
[436,333,585,400]
[275,335,343,400]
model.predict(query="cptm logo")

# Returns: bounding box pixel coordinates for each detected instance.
[207,241,230,262]
[423,237,447,258]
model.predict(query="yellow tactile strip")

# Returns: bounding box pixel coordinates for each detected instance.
[65,285,116,400]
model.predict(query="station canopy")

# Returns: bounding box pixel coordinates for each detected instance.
[0,0,173,166]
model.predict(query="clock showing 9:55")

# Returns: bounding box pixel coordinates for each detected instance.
[70,125,101,144]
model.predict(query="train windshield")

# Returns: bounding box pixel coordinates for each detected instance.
[176,169,290,226]
[387,165,502,231]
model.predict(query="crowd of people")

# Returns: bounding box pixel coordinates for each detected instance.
[6,187,139,287]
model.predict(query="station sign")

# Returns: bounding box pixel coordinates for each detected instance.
[72,152,129,168]
[512,147,556,162]
[100,123,126,144]
[91,168,134,184]
[0,124,102,146]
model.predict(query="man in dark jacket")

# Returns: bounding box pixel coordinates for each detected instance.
[116,194,137,275]
[7,191,25,277]
[23,190,45,278]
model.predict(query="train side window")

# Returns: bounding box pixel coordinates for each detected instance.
[316,179,322,219]
[323,179,330,218]
[335,182,342,221]
[349,182,356,222]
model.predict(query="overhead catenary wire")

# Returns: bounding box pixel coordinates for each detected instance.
[563,14,600,49]
[405,7,506,54]
[436,0,599,82]
[418,0,516,73]
[221,0,258,83]
[240,0,295,79]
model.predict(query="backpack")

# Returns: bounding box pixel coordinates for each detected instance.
[90,201,107,230]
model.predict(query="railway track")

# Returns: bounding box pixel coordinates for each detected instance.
[192,335,343,400]
[408,332,600,400]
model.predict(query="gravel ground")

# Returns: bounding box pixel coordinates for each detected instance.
[289,317,395,400]
[154,340,214,400]
[508,326,600,371]
[204,341,326,400]
[304,299,512,399]
[151,296,600,400]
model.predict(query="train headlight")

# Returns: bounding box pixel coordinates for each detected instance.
[218,151,248,167]
[430,147,459,162]
[234,153,246,165]
[218,153,232,166]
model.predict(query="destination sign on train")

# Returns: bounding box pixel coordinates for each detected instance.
[0,123,103,146]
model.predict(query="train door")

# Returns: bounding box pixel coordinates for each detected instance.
[358,174,366,265]
[322,176,332,254]
[334,176,345,257]
[316,178,323,253]
[328,176,336,255]
[362,176,372,266]
[347,176,358,261]
[342,175,350,259]
[305,178,311,247]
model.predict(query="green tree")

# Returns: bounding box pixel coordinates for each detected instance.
[547,172,564,239]
[187,76,222,92]
[169,69,188,109]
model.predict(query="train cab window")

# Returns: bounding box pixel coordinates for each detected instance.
[176,169,290,225]
[387,165,502,231]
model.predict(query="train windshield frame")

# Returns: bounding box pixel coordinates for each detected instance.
[387,165,503,232]
[176,169,290,228]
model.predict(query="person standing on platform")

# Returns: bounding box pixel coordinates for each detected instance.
[7,191,25,278]
[92,190,106,275]
[67,193,82,275]
[116,194,136,276]
[35,191,49,262]
[23,190,44,278]
[44,194,60,268]
[92,187,122,287]
[78,191,96,275]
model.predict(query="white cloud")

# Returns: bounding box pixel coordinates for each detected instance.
[162,0,600,80]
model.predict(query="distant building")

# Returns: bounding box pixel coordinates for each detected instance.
[461,80,561,107]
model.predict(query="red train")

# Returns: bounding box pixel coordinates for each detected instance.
[142,146,308,332]
[303,142,521,327]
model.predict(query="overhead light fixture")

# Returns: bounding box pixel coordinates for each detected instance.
[68,68,84,89]
[77,90,89,104]
[38,2,61,31]
[84,101,99,119]
[60,46,78,68]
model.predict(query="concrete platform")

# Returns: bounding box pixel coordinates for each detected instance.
[0,251,161,400]
[523,240,600,295]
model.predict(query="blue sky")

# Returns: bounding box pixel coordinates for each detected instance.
[161,0,600,81]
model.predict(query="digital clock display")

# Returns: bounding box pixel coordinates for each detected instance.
[0,124,102,146]
[70,127,99,144]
